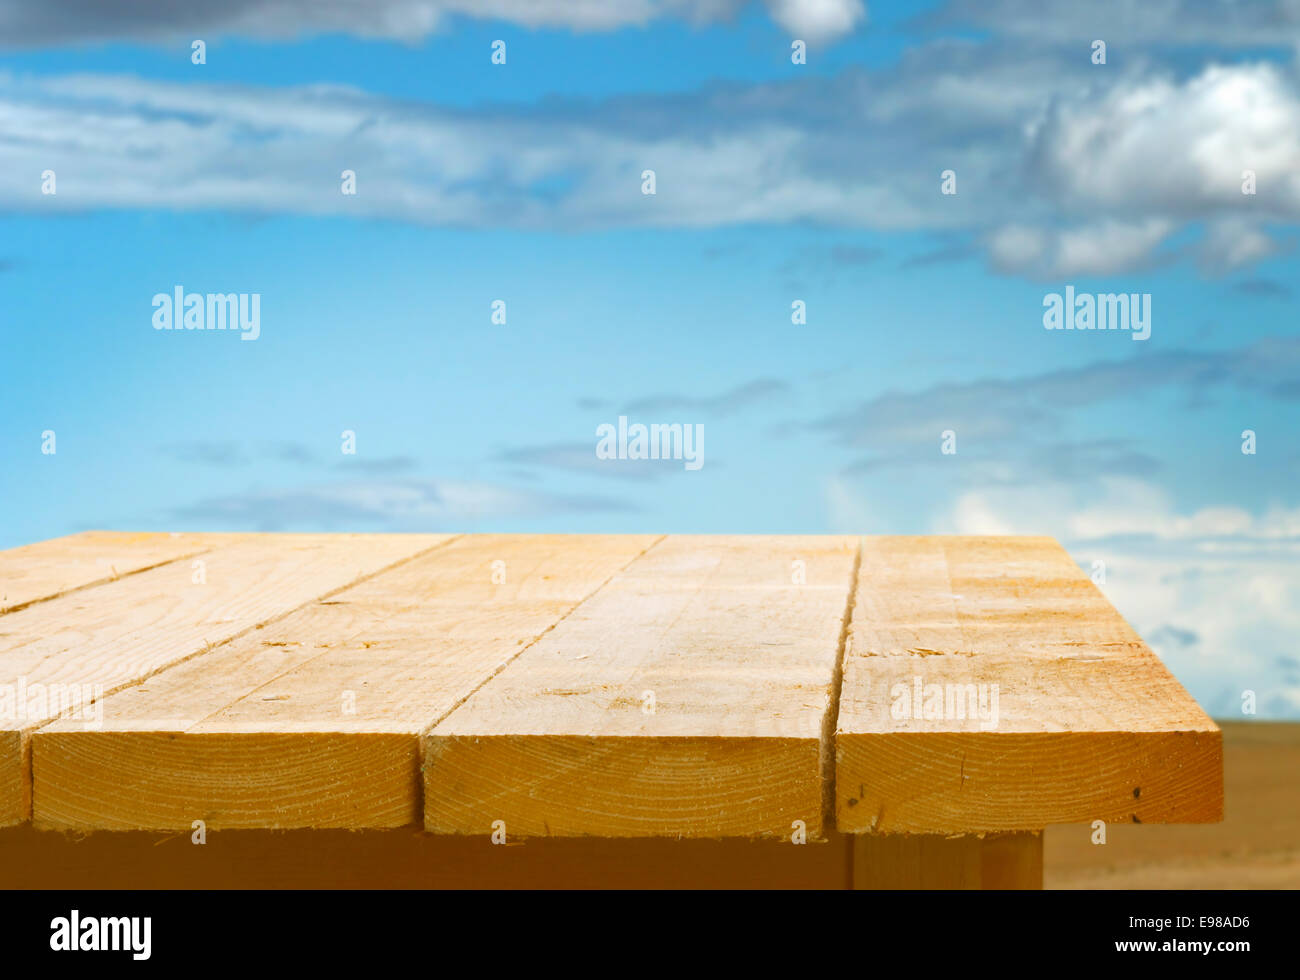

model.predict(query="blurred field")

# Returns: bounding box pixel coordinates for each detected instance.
[1046,721,1300,889]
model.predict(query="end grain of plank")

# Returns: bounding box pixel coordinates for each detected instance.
[424,535,859,839]
[835,536,1223,834]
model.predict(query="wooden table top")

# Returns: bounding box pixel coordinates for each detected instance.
[0,532,1222,836]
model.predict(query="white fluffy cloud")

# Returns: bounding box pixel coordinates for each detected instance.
[977,61,1300,276]
[1027,63,1300,216]
[766,0,865,42]
[2,39,1298,277]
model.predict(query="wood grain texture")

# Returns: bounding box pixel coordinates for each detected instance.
[853,832,1042,889]
[33,534,658,830]
[2,533,447,826]
[425,535,859,839]
[0,531,231,615]
[835,536,1223,834]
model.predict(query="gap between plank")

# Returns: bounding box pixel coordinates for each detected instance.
[824,536,862,844]
[413,534,669,817]
[415,534,667,739]
[173,534,659,735]
[23,534,466,742]
[0,540,222,618]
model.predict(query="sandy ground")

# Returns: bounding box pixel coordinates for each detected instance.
[1045,721,1299,889]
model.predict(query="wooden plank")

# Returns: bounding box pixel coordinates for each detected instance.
[32,534,659,831]
[424,534,859,839]
[835,536,1223,834]
[2,533,449,826]
[0,531,232,615]
[0,824,854,889]
[853,832,1042,889]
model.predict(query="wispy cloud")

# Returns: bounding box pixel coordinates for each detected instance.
[173,477,633,530]
[269,442,319,465]
[928,0,1300,47]
[1232,278,1292,298]
[900,241,975,268]
[160,440,251,466]
[498,379,778,479]
[161,440,418,474]
[843,438,1163,484]
[0,0,867,47]
[161,440,322,468]
[1198,218,1289,273]
[497,442,692,481]
[778,242,883,287]
[623,378,788,416]
[986,219,1175,279]
[334,455,420,475]
[4,46,1297,278]
[815,336,1300,451]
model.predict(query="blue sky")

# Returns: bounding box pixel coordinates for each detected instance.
[1,0,1298,717]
